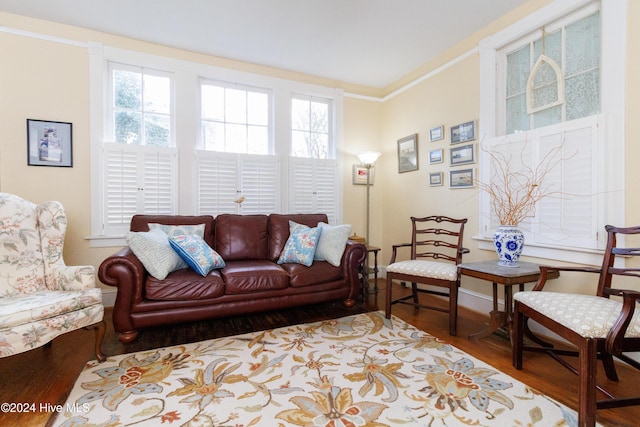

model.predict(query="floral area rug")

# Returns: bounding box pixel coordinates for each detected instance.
[52,311,588,427]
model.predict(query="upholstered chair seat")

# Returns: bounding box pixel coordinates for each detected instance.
[515,291,640,339]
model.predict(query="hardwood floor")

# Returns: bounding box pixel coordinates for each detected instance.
[1,280,639,426]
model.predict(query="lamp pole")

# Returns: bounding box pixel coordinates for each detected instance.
[365,163,372,245]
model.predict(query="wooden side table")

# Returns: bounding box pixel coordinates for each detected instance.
[361,246,381,293]
[457,260,560,341]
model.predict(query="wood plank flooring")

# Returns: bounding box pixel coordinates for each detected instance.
[1,280,639,426]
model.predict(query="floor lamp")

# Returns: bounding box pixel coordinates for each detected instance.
[357,151,381,245]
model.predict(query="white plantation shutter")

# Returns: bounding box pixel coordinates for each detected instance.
[143,150,175,215]
[239,155,279,214]
[105,146,137,232]
[289,158,338,223]
[104,144,177,235]
[480,115,603,250]
[196,151,279,215]
[315,161,338,224]
[196,152,238,215]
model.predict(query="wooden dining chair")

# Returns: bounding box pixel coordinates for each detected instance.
[384,215,468,336]
[513,224,640,427]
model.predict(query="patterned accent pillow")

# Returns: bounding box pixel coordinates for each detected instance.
[126,228,187,280]
[314,222,352,267]
[148,223,205,238]
[169,234,225,276]
[277,222,322,267]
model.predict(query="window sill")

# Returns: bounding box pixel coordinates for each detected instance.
[85,235,126,248]
[472,236,604,266]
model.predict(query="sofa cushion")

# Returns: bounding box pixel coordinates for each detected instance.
[222,260,289,294]
[277,223,321,266]
[314,222,352,267]
[126,228,187,280]
[268,214,328,261]
[145,269,225,301]
[169,234,225,276]
[280,261,343,287]
[215,214,268,261]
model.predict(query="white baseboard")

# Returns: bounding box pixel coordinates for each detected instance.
[101,288,117,307]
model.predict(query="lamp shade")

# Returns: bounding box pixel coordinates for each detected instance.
[357,151,381,165]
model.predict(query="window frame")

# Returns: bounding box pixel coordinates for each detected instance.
[477,0,626,265]
[88,44,344,247]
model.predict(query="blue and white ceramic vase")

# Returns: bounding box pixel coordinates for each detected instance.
[493,225,524,267]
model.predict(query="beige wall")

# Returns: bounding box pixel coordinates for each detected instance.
[2,0,639,302]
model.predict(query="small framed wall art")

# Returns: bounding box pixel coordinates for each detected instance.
[27,119,73,167]
[449,144,475,166]
[449,168,474,189]
[429,172,443,187]
[450,120,476,144]
[428,149,444,164]
[429,125,444,142]
[352,164,375,185]
[397,133,418,173]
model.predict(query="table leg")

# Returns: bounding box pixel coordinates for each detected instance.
[469,282,508,340]
[372,250,379,292]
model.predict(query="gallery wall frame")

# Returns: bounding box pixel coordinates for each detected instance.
[449,144,475,166]
[352,164,375,185]
[27,119,73,167]
[429,125,444,142]
[428,149,443,164]
[397,133,418,173]
[450,120,476,144]
[429,172,443,187]
[449,168,474,189]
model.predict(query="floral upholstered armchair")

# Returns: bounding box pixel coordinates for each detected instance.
[0,193,105,361]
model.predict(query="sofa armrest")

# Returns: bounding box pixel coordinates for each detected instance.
[98,247,147,308]
[53,264,96,291]
[342,241,367,301]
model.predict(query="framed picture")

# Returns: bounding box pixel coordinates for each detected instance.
[449,168,475,189]
[450,120,476,144]
[449,144,475,166]
[429,148,443,164]
[429,125,444,142]
[352,165,375,185]
[27,119,73,167]
[429,172,443,187]
[397,133,418,173]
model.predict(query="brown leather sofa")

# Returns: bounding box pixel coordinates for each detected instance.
[99,213,366,343]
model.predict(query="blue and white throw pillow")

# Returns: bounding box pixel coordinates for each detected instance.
[277,222,322,266]
[169,234,225,276]
[148,223,205,239]
[314,222,352,267]
[126,228,188,280]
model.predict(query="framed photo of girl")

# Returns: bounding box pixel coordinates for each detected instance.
[26,119,73,167]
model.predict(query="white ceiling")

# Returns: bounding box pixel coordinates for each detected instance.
[0,0,530,88]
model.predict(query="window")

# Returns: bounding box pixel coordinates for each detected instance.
[200,80,271,154]
[289,95,338,223]
[196,79,277,215]
[102,63,177,235]
[89,46,344,246]
[291,95,332,159]
[504,10,600,134]
[111,64,172,147]
[478,0,625,265]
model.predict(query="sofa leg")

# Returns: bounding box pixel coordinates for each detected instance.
[343,298,355,308]
[119,330,139,344]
